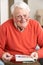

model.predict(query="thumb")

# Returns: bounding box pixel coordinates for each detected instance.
[31,52,38,60]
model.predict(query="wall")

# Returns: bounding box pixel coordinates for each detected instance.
[14,0,23,3]
[28,0,43,19]
[1,0,23,24]
[1,0,43,24]
[1,0,9,24]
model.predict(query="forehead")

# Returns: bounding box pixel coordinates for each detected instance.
[14,7,29,15]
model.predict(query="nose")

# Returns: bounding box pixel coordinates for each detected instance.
[21,16,26,22]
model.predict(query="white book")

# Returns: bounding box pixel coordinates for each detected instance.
[15,55,35,62]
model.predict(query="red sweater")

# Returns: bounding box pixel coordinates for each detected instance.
[0,19,43,61]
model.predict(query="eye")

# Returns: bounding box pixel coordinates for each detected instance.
[15,15,22,21]
[23,15,27,18]
[23,15,28,20]
[17,15,22,19]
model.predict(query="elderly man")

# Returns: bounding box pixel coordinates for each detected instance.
[0,1,43,65]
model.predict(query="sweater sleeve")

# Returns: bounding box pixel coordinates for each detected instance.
[0,25,7,59]
[37,22,43,59]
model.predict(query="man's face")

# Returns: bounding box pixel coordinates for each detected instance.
[13,7,29,29]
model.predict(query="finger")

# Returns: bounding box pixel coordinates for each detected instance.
[2,54,13,62]
[30,52,38,60]
[7,55,13,61]
[5,55,13,61]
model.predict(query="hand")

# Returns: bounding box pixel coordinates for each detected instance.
[30,52,38,60]
[2,52,13,62]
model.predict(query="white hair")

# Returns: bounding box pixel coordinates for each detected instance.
[10,1,30,14]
